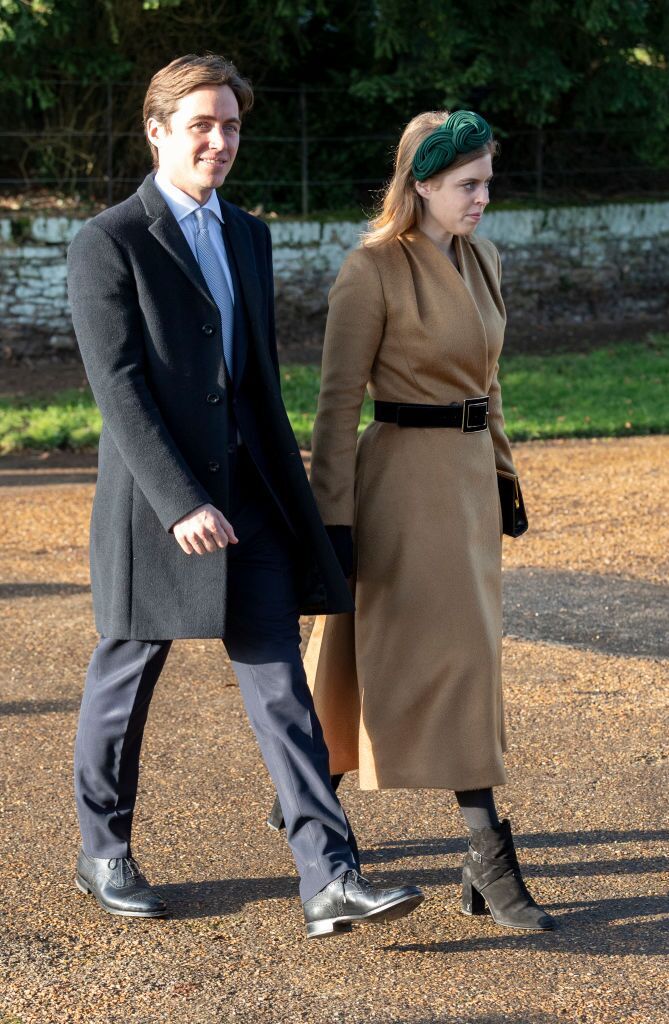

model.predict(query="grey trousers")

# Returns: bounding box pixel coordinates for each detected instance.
[74,449,358,902]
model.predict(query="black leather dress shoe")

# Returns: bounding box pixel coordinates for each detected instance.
[75,850,168,918]
[303,869,424,939]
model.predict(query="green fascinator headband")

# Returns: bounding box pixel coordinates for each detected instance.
[412,110,493,181]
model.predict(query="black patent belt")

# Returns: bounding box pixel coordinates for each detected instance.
[374,396,489,432]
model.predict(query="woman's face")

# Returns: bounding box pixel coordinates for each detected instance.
[415,152,493,237]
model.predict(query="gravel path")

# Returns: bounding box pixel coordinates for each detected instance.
[0,437,667,1024]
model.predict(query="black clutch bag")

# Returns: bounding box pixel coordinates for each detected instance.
[497,470,528,537]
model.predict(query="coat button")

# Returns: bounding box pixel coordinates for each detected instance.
[206,392,221,404]
[208,460,220,473]
[202,323,216,336]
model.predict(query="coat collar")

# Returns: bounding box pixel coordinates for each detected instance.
[406,230,490,363]
[138,175,266,379]
[139,173,215,312]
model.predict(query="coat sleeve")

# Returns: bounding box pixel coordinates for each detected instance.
[67,220,212,531]
[487,245,517,477]
[310,247,386,525]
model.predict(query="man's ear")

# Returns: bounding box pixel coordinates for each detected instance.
[146,117,168,151]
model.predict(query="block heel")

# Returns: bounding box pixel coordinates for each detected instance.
[461,868,486,916]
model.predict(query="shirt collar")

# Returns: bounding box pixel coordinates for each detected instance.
[154,171,225,225]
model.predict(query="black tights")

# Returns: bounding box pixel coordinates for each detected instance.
[328,776,500,831]
[269,777,501,835]
[454,787,500,831]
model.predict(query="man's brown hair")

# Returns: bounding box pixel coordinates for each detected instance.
[143,53,254,167]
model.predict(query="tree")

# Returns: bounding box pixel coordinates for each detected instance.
[1,0,667,209]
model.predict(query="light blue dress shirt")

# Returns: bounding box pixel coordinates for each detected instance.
[154,171,235,303]
[154,171,241,441]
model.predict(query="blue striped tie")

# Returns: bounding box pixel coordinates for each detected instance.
[194,207,234,380]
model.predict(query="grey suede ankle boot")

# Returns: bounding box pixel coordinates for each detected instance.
[461,818,555,930]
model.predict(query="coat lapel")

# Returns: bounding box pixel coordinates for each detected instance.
[138,174,217,312]
[137,176,268,388]
[414,231,490,363]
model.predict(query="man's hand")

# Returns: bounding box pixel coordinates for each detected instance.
[172,503,238,555]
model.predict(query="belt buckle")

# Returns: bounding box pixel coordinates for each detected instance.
[396,404,417,427]
[462,396,489,432]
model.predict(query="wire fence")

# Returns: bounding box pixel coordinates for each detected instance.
[1,81,667,214]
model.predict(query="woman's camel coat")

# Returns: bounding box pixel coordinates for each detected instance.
[306,229,518,791]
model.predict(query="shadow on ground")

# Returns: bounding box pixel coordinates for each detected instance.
[389,894,668,959]
[155,872,667,959]
[153,825,668,961]
[0,698,81,716]
[157,874,297,918]
[367,828,669,862]
[0,470,98,487]
[369,858,668,888]
[0,582,90,599]
[503,568,669,658]
[379,1016,567,1024]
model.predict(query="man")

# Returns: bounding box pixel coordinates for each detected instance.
[67,53,423,939]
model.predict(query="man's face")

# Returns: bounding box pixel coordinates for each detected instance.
[147,85,241,203]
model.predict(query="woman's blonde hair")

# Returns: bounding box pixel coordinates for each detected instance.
[363,110,497,248]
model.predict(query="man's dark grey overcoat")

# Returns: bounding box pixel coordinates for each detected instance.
[67,174,353,639]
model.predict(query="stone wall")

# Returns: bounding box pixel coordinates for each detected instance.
[0,216,77,356]
[1,201,668,361]
[478,203,669,325]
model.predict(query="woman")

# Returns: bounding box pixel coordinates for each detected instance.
[272,110,554,930]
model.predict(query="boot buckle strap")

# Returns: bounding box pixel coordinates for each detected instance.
[468,843,483,864]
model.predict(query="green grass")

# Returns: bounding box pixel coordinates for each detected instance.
[282,335,669,447]
[497,335,669,442]
[0,388,102,453]
[1,335,667,454]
